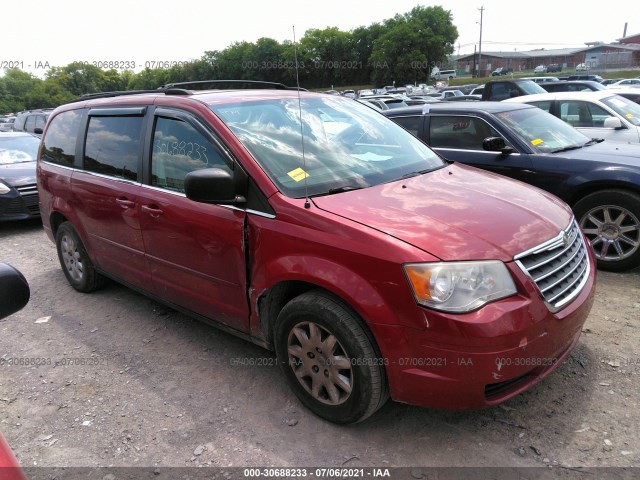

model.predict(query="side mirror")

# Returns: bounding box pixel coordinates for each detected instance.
[33,127,44,135]
[0,264,30,320]
[483,136,515,155]
[184,168,246,205]
[603,117,623,129]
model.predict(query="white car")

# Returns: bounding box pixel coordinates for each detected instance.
[426,90,464,99]
[533,65,547,73]
[504,90,640,144]
[607,78,640,88]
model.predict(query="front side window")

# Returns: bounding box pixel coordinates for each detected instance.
[151,116,230,192]
[41,109,83,167]
[25,116,36,132]
[211,96,444,198]
[429,115,500,150]
[558,101,613,128]
[35,115,47,130]
[84,116,142,181]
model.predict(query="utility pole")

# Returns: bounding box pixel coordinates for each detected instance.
[478,6,484,77]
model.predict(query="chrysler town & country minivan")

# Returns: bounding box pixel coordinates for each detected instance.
[37,82,596,423]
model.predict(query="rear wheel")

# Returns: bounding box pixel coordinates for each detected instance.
[56,222,104,292]
[274,290,388,424]
[574,190,640,271]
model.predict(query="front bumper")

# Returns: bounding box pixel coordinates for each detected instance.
[0,189,40,221]
[371,257,596,410]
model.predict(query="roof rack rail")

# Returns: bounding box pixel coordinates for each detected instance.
[69,79,304,103]
[71,88,195,103]
[160,79,292,90]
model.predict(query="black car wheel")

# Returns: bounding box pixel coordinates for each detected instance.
[56,222,104,292]
[575,190,640,271]
[274,290,388,424]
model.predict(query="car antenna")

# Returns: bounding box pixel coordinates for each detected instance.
[293,26,310,209]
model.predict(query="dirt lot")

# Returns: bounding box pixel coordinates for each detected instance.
[1,219,639,477]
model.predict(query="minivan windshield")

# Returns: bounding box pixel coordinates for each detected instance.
[495,106,591,153]
[211,96,444,198]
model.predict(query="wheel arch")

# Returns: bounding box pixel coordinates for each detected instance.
[563,179,640,208]
[253,258,403,352]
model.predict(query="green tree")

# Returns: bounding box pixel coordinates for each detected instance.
[0,68,41,112]
[370,6,458,85]
[299,27,357,88]
[213,42,255,80]
[350,23,385,86]
[46,62,108,96]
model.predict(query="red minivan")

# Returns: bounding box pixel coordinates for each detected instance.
[37,82,596,423]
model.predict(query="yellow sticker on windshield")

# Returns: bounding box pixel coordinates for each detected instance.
[531,138,544,146]
[287,167,309,182]
[626,113,634,119]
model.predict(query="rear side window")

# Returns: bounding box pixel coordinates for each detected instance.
[84,116,143,181]
[41,109,83,167]
[151,116,230,193]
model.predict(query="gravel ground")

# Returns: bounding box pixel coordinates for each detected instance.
[1,219,639,479]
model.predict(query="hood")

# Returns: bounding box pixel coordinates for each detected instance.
[0,161,36,187]
[312,163,573,262]
[563,141,640,164]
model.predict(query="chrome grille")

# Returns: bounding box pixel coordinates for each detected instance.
[515,220,590,312]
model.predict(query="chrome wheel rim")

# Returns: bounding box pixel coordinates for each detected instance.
[60,234,84,282]
[287,321,353,405]
[580,205,640,262]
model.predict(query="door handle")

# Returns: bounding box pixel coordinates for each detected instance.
[142,205,164,217]
[115,198,135,209]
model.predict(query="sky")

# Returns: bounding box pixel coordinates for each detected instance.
[3,0,637,77]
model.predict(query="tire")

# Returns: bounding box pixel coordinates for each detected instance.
[574,190,640,272]
[274,290,388,424]
[55,222,104,292]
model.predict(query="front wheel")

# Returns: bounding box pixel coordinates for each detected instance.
[574,190,640,272]
[55,222,104,292]
[274,290,388,424]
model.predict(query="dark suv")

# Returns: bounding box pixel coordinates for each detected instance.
[490,67,512,76]
[37,81,595,423]
[546,64,562,73]
[12,109,53,136]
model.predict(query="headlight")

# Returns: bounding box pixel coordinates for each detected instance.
[404,261,517,313]
[0,181,12,195]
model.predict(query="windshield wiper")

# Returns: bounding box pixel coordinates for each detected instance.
[308,185,365,198]
[584,138,605,146]
[551,144,584,153]
[400,168,433,179]
[327,185,363,194]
